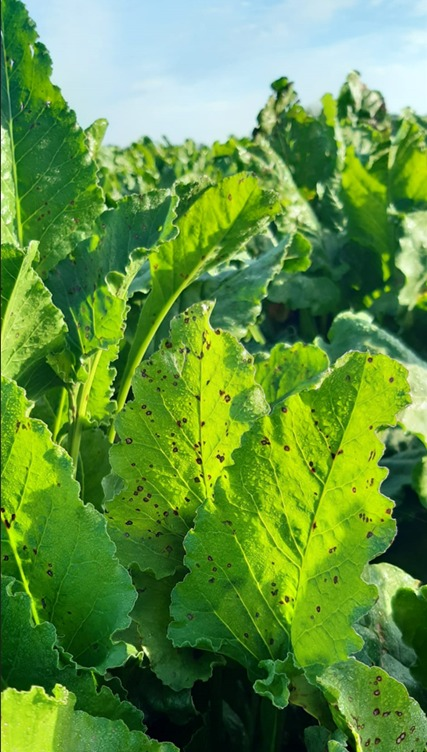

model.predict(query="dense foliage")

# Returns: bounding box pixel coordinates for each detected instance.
[1,1,427,750]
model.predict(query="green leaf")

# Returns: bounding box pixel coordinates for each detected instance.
[304,726,348,752]
[355,564,424,703]
[1,685,178,752]
[84,118,108,161]
[181,236,291,341]
[341,147,393,259]
[396,212,427,310]
[393,586,427,688]
[255,342,329,405]
[169,353,409,689]
[1,377,136,670]
[1,0,104,272]
[0,121,17,245]
[77,428,111,510]
[389,119,427,206]
[325,311,427,443]
[1,242,66,381]
[1,576,146,731]
[106,302,269,577]
[127,567,223,690]
[268,273,341,316]
[318,659,427,752]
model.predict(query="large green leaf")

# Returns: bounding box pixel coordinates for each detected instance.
[392,585,427,688]
[1,241,66,381]
[48,192,176,359]
[341,147,393,260]
[389,119,427,206]
[1,575,145,731]
[318,659,427,752]
[106,302,269,577]
[169,353,409,691]
[1,685,178,752]
[1,0,104,272]
[126,567,223,690]
[1,378,136,670]
[178,236,292,341]
[355,564,424,704]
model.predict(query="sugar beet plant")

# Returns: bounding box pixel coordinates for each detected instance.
[1,1,427,750]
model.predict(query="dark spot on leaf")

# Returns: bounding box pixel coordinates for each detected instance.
[352,487,356,493]
[226,563,232,568]
[125,520,133,526]
[373,708,380,716]
[46,570,53,577]
[312,521,317,529]
[165,341,172,349]
[389,377,394,383]
[284,445,290,452]
[281,406,288,413]
[316,606,321,613]
[367,531,374,538]
[374,740,381,746]
[367,357,373,363]
[373,689,380,696]
[396,733,406,744]
[333,576,338,584]
[329,547,337,554]
[187,613,194,620]
[125,438,133,444]
[194,477,200,483]
[208,578,215,584]
[261,437,270,445]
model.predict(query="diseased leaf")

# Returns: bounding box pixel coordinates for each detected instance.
[106,302,269,577]
[256,342,329,405]
[1,0,104,272]
[318,659,427,752]
[1,576,145,731]
[392,586,427,689]
[1,377,136,670]
[119,173,280,403]
[1,242,66,382]
[169,353,409,692]
[1,685,178,752]
[325,310,427,443]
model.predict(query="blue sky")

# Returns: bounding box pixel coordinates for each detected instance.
[25,0,427,146]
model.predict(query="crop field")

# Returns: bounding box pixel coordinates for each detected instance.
[1,0,427,750]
